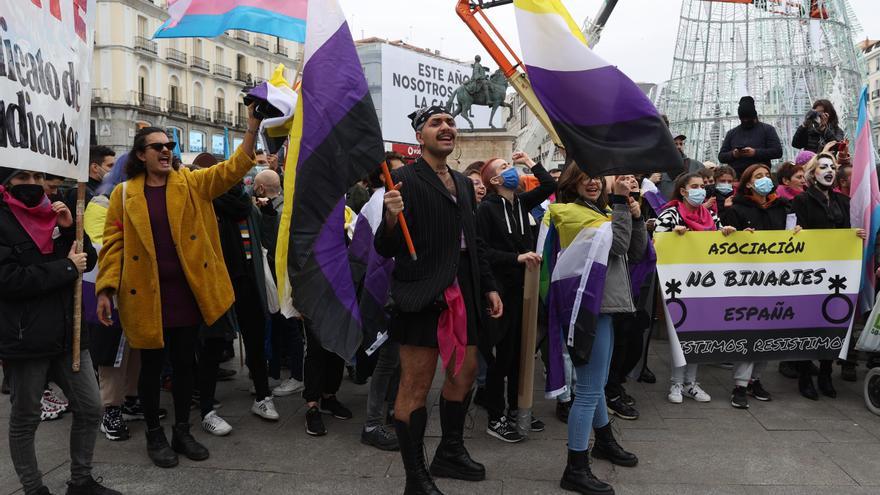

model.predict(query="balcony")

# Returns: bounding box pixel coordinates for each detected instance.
[255,37,270,51]
[254,76,267,85]
[236,115,249,129]
[134,36,158,55]
[91,88,108,104]
[166,48,187,65]
[276,45,288,57]
[168,100,188,116]
[134,92,163,113]
[214,111,233,126]
[873,89,880,100]
[191,106,211,122]
[234,31,250,43]
[213,64,232,78]
[235,71,251,84]
[190,56,210,72]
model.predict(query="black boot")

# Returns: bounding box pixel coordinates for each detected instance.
[591,422,638,467]
[798,372,818,401]
[560,449,614,494]
[817,373,837,398]
[394,408,442,495]
[430,393,486,481]
[145,427,178,468]
[171,423,209,461]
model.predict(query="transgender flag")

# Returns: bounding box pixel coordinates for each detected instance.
[513,0,682,177]
[155,0,306,42]
[849,86,880,314]
[275,0,385,360]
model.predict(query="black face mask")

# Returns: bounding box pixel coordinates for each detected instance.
[741,119,757,130]
[9,184,46,208]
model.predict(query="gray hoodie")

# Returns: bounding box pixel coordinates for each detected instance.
[599,202,648,314]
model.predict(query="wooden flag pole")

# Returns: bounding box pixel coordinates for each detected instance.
[71,183,86,372]
[380,161,417,260]
[516,264,541,437]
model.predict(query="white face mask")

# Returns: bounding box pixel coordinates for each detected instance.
[815,159,836,187]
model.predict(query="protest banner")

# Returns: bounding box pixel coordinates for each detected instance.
[1,0,96,181]
[655,229,862,365]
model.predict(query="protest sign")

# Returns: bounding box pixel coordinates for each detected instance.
[655,229,862,364]
[1,0,96,181]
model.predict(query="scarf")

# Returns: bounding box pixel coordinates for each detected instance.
[746,192,779,209]
[666,199,716,231]
[0,185,57,254]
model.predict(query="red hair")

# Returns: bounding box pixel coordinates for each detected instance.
[480,157,505,194]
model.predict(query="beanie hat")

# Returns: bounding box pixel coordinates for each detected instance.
[795,150,816,166]
[738,96,757,120]
[0,167,20,186]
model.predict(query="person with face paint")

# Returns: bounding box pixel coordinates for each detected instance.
[718,96,784,176]
[655,173,736,405]
[791,153,867,400]
[475,151,555,443]
[720,163,796,408]
[0,168,123,494]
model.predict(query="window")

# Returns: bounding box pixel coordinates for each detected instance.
[519,105,527,129]
[137,16,148,37]
[194,39,203,58]
[233,138,243,150]
[189,130,206,153]
[169,76,180,103]
[257,61,265,79]
[215,46,224,65]
[212,134,226,155]
[193,82,203,107]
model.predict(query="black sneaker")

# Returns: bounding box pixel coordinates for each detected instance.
[620,390,636,407]
[360,425,399,451]
[100,406,130,441]
[306,406,327,436]
[747,380,771,401]
[320,396,353,420]
[607,396,639,420]
[65,476,122,495]
[556,400,572,424]
[730,386,749,409]
[637,366,656,384]
[487,416,523,443]
[121,398,167,421]
[509,411,546,432]
[778,361,799,379]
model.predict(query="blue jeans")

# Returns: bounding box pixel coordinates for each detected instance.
[568,314,614,452]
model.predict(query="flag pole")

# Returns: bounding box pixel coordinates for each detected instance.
[72,183,86,372]
[380,161,417,261]
[516,264,540,437]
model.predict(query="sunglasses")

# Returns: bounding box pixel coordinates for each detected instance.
[145,142,176,152]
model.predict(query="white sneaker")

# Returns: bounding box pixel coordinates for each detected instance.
[683,383,711,402]
[201,410,232,436]
[252,397,280,421]
[272,378,304,397]
[668,383,684,404]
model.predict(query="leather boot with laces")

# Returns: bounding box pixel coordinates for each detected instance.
[394,408,442,495]
[145,427,178,468]
[560,449,614,494]
[171,423,209,461]
[430,393,486,481]
[591,422,638,467]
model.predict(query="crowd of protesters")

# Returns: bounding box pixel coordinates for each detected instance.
[1,95,879,495]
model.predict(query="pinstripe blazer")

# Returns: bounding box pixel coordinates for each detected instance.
[375,158,497,313]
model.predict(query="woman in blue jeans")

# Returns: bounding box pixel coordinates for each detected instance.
[543,165,647,494]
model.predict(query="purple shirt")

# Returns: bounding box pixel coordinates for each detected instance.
[144,185,201,328]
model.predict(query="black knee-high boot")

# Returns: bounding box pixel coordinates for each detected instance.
[394,408,442,495]
[430,392,486,481]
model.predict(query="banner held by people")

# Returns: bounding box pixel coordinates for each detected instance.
[656,229,862,365]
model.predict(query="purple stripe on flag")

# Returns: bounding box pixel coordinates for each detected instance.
[525,64,658,128]
[644,190,667,214]
[298,22,369,167]
[668,294,857,332]
[629,242,656,298]
[548,264,608,319]
[312,199,361,324]
[348,215,373,267]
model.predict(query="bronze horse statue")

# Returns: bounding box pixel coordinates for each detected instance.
[445,69,513,129]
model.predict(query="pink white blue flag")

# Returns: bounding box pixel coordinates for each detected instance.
[154,0,307,42]
[849,86,880,313]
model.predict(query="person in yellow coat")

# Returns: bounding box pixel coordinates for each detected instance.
[96,106,261,468]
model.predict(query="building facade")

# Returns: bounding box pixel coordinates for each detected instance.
[859,39,880,150]
[91,0,303,159]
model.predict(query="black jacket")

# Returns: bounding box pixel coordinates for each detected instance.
[375,159,497,313]
[791,123,845,154]
[476,164,555,293]
[721,194,790,231]
[791,185,851,230]
[705,184,735,217]
[718,122,783,175]
[0,200,97,360]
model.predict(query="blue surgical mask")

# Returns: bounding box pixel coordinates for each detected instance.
[715,183,733,195]
[753,177,774,196]
[500,167,520,189]
[686,187,706,206]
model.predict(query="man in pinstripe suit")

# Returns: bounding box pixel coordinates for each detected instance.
[377,106,504,494]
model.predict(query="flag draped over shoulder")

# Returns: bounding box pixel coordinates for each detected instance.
[513,0,682,177]
[641,178,667,215]
[849,86,880,313]
[276,0,386,361]
[154,0,307,42]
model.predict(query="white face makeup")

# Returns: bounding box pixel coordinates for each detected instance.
[815,158,836,187]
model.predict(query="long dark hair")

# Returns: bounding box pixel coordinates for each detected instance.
[125,127,175,177]
[670,172,702,202]
[736,163,771,197]
[813,99,839,129]
[556,160,607,208]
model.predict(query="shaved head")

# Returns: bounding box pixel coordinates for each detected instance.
[254,169,282,198]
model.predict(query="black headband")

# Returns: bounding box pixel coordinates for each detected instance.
[408,105,449,131]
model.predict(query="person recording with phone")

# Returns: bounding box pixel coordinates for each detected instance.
[791,99,845,154]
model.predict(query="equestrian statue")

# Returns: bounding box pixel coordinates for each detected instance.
[445,55,513,129]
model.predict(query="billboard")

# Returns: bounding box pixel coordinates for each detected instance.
[380,43,504,145]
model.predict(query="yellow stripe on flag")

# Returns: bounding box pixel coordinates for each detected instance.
[275,87,304,313]
[513,0,587,46]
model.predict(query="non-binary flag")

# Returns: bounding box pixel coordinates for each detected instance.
[513,0,682,177]
[154,0,307,42]
[849,86,880,314]
[275,0,386,360]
